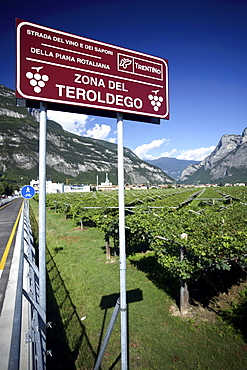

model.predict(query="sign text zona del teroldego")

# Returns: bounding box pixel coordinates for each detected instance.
[16,19,169,121]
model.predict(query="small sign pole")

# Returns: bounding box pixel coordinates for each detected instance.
[39,102,47,320]
[117,112,128,369]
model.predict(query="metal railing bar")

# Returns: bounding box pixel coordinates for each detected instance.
[24,252,39,276]
[22,289,46,322]
[7,199,47,370]
[8,210,25,370]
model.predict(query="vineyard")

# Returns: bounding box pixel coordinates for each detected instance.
[44,185,247,311]
[31,185,247,368]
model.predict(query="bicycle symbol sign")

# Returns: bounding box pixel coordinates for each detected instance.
[21,185,35,199]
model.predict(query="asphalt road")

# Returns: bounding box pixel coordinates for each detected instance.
[0,197,24,315]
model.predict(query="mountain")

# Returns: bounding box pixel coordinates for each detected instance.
[0,84,173,186]
[179,129,247,184]
[146,157,200,181]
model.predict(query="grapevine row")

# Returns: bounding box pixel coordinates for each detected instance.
[43,187,247,285]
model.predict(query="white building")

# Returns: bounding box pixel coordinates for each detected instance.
[97,173,113,191]
[30,180,90,194]
[64,184,91,192]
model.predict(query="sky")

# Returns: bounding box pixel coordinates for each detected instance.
[1,0,247,161]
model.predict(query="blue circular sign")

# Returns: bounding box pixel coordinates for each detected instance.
[21,185,35,199]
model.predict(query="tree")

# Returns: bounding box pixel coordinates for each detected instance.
[0,181,14,196]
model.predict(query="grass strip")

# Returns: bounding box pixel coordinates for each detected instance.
[31,199,247,369]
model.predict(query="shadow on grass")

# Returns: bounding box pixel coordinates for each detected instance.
[219,289,247,342]
[189,264,246,307]
[46,248,96,369]
[128,254,180,305]
[189,265,247,342]
[129,253,247,338]
[95,289,143,369]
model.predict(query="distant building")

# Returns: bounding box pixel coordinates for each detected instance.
[98,173,113,191]
[64,184,91,192]
[30,179,90,193]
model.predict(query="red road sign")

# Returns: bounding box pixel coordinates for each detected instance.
[16,19,169,120]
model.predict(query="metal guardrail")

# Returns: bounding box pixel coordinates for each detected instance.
[8,200,47,370]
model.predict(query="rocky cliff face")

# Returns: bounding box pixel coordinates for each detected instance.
[179,128,247,184]
[0,84,173,185]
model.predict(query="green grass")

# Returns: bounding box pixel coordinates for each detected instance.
[30,200,247,369]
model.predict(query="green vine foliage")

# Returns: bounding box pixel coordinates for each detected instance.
[45,188,247,283]
[127,204,247,280]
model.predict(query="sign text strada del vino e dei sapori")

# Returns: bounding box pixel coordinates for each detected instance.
[16,19,169,122]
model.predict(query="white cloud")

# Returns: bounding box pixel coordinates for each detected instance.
[159,148,178,158]
[134,139,216,162]
[47,111,88,135]
[177,146,216,161]
[84,123,111,140]
[134,138,169,159]
[108,137,117,143]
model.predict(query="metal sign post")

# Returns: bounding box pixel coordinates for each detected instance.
[39,102,47,323]
[117,112,128,369]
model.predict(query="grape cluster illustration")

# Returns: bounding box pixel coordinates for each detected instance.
[148,90,164,112]
[26,67,49,94]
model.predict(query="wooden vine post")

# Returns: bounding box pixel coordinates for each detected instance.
[105,236,111,260]
[180,233,189,315]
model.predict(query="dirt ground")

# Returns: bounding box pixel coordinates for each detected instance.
[170,278,247,324]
